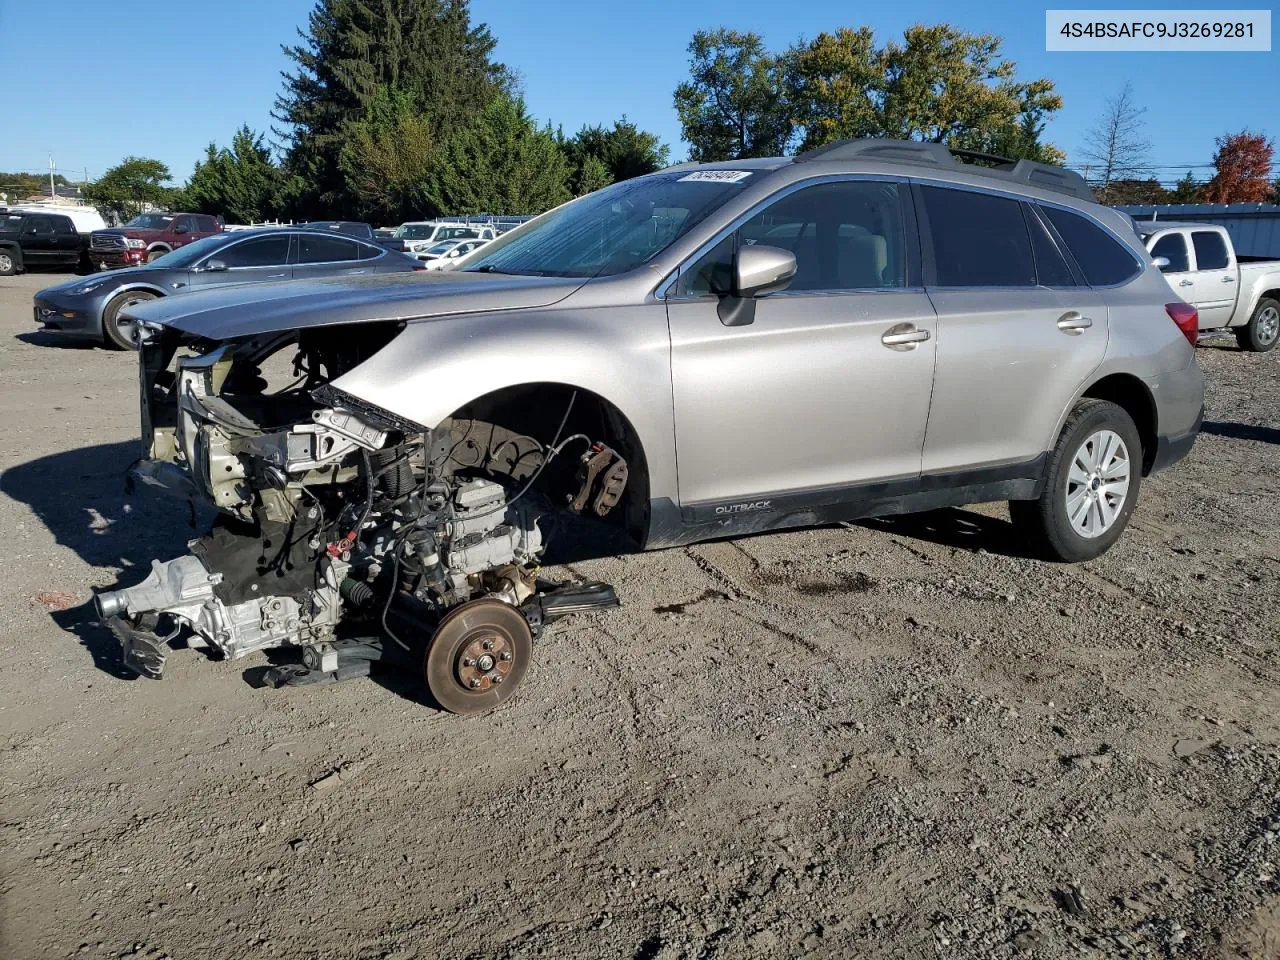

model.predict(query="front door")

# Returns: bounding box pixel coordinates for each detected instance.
[22,216,55,263]
[1189,229,1236,328]
[190,233,292,288]
[667,178,937,509]
[914,184,1108,474]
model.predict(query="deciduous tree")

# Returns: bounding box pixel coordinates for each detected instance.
[673,30,792,160]
[1081,82,1151,191]
[1202,131,1275,203]
[83,157,173,222]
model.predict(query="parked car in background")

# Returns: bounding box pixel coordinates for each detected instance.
[102,139,1203,712]
[34,226,424,349]
[422,237,490,270]
[90,213,222,269]
[0,210,92,275]
[301,220,409,254]
[393,220,496,259]
[1140,221,1280,352]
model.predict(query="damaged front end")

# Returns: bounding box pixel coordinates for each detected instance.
[98,319,627,714]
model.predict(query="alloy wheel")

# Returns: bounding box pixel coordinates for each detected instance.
[1065,429,1131,539]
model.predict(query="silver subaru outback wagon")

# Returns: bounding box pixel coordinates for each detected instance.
[101,139,1203,713]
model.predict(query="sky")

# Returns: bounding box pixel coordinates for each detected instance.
[2,0,1276,188]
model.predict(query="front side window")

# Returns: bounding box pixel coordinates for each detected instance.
[52,217,76,235]
[1042,206,1139,286]
[676,180,907,297]
[463,170,757,278]
[148,233,237,268]
[919,185,1035,287]
[217,235,290,268]
[172,217,193,233]
[27,217,52,234]
[1191,231,1229,270]
[297,234,360,263]
[1150,233,1190,272]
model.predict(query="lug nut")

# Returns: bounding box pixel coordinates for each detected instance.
[463,658,476,667]
[500,651,513,662]
[468,678,482,689]
[481,640,493,652]
[491,674,504,685]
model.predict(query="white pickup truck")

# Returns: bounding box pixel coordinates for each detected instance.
[1138,221,1280,352]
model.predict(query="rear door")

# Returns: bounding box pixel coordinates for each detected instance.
[291,233,377,278]
[21,216,56,263]
[50,216,80,265]
[915,185,1108,475]
[667,177,938,507]
[1188,229,1237,328]
[189,233,292,287]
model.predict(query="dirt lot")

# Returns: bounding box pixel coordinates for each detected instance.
[1,269,1278,960]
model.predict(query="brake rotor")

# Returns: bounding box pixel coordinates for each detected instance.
[423,599,533,715]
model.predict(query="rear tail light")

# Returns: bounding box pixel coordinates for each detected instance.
[1165,302,1199,347]
[412,265,427,271]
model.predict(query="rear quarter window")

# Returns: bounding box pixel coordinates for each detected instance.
[1041,206,1140,286]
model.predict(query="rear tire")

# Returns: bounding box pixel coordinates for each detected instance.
[146,248,167,263]
[1009,399,1142,562]
[0,249,17,276]
[1236,297,1279,353]
[101,290,158,350]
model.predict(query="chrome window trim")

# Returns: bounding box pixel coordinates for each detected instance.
[658,172,913,302]
[195,232,292,272]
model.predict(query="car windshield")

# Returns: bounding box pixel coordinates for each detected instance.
[146,233,238,268]
[462,170,756,278]
[125,214,174,229]
[425,240,461,255]
[395,224,437,240]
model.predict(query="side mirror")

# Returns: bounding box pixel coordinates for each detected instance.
[1152,255,1171,271]
[173,225,188,235]
[718,244,797,327]
[203,258,228,272]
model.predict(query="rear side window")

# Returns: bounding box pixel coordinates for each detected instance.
[919,186,1035,287]
[354,241,383,261]
[1026,209,1076,286]
[218,235,290,268]
[1042,207,1139,286]
[1150,233,1190,272]
[1191,231,1229,270]
[297,234,359,263]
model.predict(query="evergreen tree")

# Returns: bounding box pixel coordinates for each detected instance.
[274,0,510,216]
[427,97,571,215]
[185,126,288,224]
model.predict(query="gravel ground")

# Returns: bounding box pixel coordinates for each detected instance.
[1,270,1278,960]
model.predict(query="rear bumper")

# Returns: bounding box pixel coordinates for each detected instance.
[1150,405,1203,475]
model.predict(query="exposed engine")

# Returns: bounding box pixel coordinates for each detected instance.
[98,324,627,713]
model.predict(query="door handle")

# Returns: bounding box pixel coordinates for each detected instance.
[1222,275,1236,283]
[171,281,186,289]
[1056,312,1093,334]
[267,273,287,278]
[881,324,930,349]
[1179,279,1194,287]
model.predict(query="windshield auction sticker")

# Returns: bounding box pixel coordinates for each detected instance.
[1046,9,1271,50]
[678,171,754,183]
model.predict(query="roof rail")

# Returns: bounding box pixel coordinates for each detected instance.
[794,138,1094,201]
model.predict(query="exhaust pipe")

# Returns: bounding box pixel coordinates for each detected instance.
[95,589,128,621]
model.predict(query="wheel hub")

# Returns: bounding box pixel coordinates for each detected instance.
[1065,429,1131,539]
[454,629,515,692]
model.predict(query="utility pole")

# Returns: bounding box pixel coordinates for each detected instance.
[49,155,56,201]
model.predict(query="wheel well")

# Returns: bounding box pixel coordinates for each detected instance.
[1257,289,1280,311]
[1082,374,1158,474]
[146,243,171,253]
[442,384,651,547]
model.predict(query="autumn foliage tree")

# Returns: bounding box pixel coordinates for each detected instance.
[1202,131,1275,203]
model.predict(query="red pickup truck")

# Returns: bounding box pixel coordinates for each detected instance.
[89,212,222,269]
